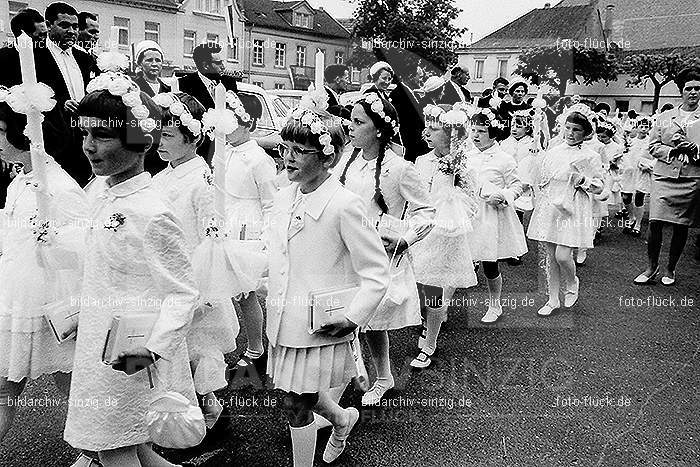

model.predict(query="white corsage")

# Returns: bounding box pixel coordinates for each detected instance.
[3,83,56,114]
[299,85,329,112]
[202,108,238,136]
[104,212,126,232]
[29,212,56,244]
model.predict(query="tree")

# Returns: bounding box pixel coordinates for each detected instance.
[349,0,467,80]
[514,46,619,97]
[622,53,700,113]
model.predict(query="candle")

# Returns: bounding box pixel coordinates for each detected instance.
[315,49,324,91]
[213,83,227,217]
[109,26,119,53]
[16,33,48,218]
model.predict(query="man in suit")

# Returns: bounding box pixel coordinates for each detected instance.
[179,42,238,164]
[440,65,472,105]
[75,11,99,56]
[37,2,96,186]
[0,8,48,87]
[478,77,509,108]
[324,64,349,108]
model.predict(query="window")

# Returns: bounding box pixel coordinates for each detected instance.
[293,12,312,28]
[274,83,286,90]
[351,66,361,83]
[114,17,130,47]
[228,37,238,61]
[8,1,28,21]
[275,43,286,68]
[497,59,508,78]
[296,45,306,66]
[206,33,219,46]
[614,100,629,112]
[252,81,264,88]
[334,51,344,64]
[197,0,221,14]
[641,101,654,115]
[474,60,484,80]
[253,39,264,66]
[144,21,159,43]
[183,30,196,57]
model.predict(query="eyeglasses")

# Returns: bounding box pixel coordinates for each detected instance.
[277,143,320,157]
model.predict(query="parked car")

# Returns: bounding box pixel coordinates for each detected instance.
[269,89,363,110]
[162,77,290,161]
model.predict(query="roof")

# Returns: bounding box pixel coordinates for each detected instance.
[468,0,700,52]
[337,18,356,34]
[94,0,182,12]
[237,0,350,39]
[468,5,594,49]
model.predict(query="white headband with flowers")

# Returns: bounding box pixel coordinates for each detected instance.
[152,92,203,136]
[289,107,335,156]
[85,72,158,133]
[563,103,599,132]
[358,92,399,136]
[225,91,251,124]
[423,104,472,128]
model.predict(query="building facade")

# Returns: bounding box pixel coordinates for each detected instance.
[456,0,700,113]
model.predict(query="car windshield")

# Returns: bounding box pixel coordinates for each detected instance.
[273,97,290,119]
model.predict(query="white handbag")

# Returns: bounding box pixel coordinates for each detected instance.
[101,312,158,365]
[145,388,206,449]
[308,285,360,334]
[43,298,79,343]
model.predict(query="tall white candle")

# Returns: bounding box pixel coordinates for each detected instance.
[315,49,324,91]
[17,33,48,218]
[109,26,119,53]
[213,83,227,217]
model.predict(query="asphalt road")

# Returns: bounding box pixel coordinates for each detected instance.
[2,219,699,467]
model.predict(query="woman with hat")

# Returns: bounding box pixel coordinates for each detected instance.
[416,76,446,109]
[133,40,171,97]
[633,66,700,286]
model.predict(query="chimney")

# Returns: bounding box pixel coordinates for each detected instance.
[604,4,615,39]
[544,3,551,8]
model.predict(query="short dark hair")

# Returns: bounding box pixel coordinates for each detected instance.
[451,66,466,76]
[192,43,221,68]
[509,82,528,95]
[324,64,349,84]
[45,2,78,24]
[660,103,674,113]
[78,11,98,30]
[674,66,700,92]
[234,93,263,131]
[566,111,593,136]
[0,102,29,151]
[161,93,205,144]
[493,77,509,87]
[10,8,44,38]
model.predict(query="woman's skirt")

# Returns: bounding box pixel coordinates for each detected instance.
[649,174,700,226]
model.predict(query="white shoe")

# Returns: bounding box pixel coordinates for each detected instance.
[361,378,394,405]
[480,306,502,324]
[322,407,360,463]
[575,250,587,265]
[410,349,433,369]
[563,277,580,308]
[70,454,102,467]
[537,302,560,317]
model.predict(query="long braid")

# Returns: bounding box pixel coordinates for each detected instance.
[373,139,389,214]
[339,147,361,185]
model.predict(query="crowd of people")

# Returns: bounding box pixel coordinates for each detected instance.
[0,2,699,467]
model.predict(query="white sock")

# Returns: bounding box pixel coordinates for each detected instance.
[289,422,317,467]
[423,305,447,355]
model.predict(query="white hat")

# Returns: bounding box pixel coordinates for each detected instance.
[421,76,446,93]
[134,40,163,63]
[369,61,393,77]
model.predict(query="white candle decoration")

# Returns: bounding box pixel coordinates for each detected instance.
[109,26,119,53]
[213,83,227,217]
[315,49,324,91]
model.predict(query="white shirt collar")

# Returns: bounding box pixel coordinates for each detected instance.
[198,72,214,88]
[169,156,207,179]
[102,172,152,198]
[47,38,72,55]
[297,175,341,220]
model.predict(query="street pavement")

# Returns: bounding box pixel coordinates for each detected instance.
[2,219,699,467]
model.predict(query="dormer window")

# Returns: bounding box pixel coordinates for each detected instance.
[293,12,312,28]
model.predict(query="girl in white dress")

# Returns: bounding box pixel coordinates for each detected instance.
[64,84,199,467]
[626,117,654,236]
[500,109,537,264]
[0,100,87,442]
[223,92,276,370]
[410,104,478,368]
[466,109,527,324]
[338,93,435,405]
[527,105,605,316]
[151,92,239,428]
[268,108,389,465]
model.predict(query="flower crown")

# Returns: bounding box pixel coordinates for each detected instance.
[358,92,399,136]
[472,107,505,130]
[152,93,203,136]
[563,103,598,132]
[86,72,158,133]
[225,91,251,124]
[512,108,537,123]
[597,119,617,134]
[289,107,335,156]
[423,104,470,128]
